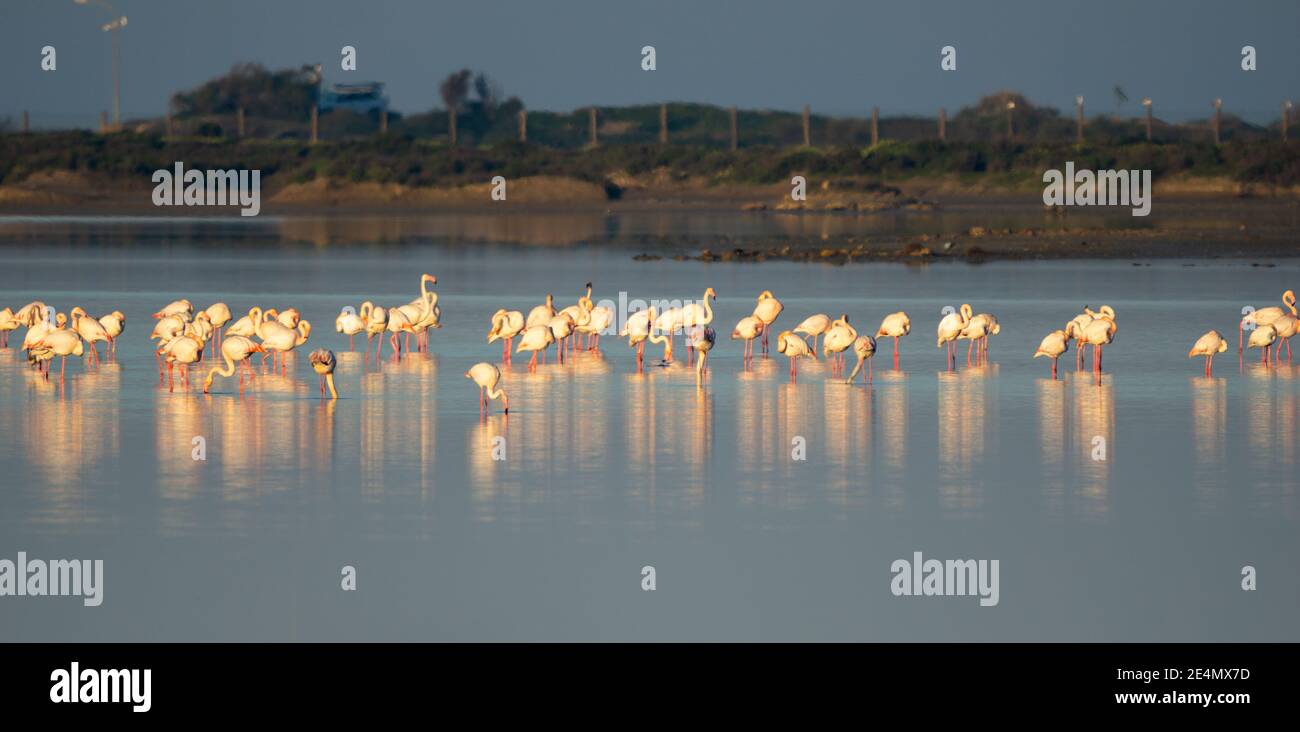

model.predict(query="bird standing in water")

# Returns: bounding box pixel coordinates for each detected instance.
[310,349,339,399]
[466,362,509,416]
[1187,330,1228,377]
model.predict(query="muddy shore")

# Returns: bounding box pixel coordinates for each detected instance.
[1,172,1296,261]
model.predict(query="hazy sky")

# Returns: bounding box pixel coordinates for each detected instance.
[4,0,1298,127]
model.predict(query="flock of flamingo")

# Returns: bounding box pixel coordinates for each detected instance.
[0,279,1295,416]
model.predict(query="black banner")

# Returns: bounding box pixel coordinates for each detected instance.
[0,643,1286,717]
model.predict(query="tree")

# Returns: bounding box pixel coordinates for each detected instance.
[473,73,502,118]
[440,69,472,111]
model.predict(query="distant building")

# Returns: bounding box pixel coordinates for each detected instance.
[319,82,389,115]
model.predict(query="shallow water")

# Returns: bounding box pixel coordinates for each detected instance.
[0,215,1297,641]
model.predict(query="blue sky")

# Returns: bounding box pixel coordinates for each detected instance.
[4,0,1297,127]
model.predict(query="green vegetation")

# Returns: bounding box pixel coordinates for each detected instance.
[3,131,1298,191]
[4,66,1298,191]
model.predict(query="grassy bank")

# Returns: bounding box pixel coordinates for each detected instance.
[2,131,1299,202]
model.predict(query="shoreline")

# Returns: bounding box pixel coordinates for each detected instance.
[1,176,1297,261]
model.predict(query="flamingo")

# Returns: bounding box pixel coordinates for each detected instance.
[225,307,263,338]
[516,324,555,372]
[488,309,526,364]
[13,301,48,327]
[1247,323,1278,365]
[1034,330,1070,379]
[260,318,311,374]
[0,308,16,348]
[396,274,439,352]
[383,307,414,360]
[731,315,765,367]
[363,303,388,359]
[29,329,83,382]
[580,303,614,352]
[794,313,831,354]
[309,349,339,399]
[22,309,58,358]
[526,294,555,328]
[776,330,814,381]
[875,311,911,369]
[958,315,990,365]
[153,299,192,320]
[411,274,443,351]
[185,311,214,346]
[1270,313,1297,364]
[753,290,783,354]
[162,335,204,391]
[1082,315,1117,373]
[1240,290,1296,353]
[622,306,665,369]
[204,303,232,354]
[846,335,877,384]
[70,308,111,367]
[822,315,858,376]
[549,312,577,363]
[688,325,716,382]
[964,312,1000,362]
[203,335,265,394]
[652,305,685,363]
[466,362,510,416]
[336,307,366,351]
[1188,330,1228,376]
[680,287,717,364]
[151,314,187,375]
[937,304,971,369]
[97,311,125,357]
[558,286,593,355]
[275,307,301,329]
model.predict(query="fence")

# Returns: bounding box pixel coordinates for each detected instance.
[7,98,1296,148]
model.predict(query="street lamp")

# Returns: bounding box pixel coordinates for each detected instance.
[1284,101,1293,142]
[1141,97,1152,141]
[1005,100,1016,141]
[74,0,126,130]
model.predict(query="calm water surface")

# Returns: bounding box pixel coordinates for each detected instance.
[0,215,1296,641]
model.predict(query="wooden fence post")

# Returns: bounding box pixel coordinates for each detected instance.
[311,105,318,144]
[871,107,879,146]
[380,109,388,134]
[518,109,527,143]
[1212,98,1222,145]
[729,106,737,151]
[1075,96,1084,143]
[589,106,597,147]
[237,107,245,138]
[448,107,457,146]
[659,103,668,144]
[938,108,946,142]
[22,111,29,133]
[802,105,810,146]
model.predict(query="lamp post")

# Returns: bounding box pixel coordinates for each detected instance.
[1141,98,1152,141]
[1005,100,1015,141]
[1284,101,1293,142]
[74,0,127,130]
